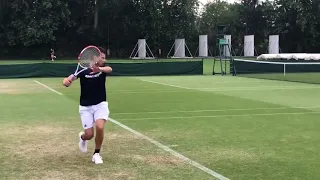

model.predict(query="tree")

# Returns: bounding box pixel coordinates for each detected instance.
[2,0,71,46]
[274,0,320,52]
[233,0,272,55]
[199,0,238,55]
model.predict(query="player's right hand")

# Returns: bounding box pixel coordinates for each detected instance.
[63,78,72,87]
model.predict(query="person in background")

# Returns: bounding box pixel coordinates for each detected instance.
[50,49,56,61]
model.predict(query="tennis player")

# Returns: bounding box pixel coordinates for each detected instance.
[62,46,112,164]
[50,49,56,61]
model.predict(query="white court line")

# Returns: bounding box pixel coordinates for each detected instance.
[117,111,320,121]
[34,80,63,95]
[197,86,320,91]
[109,87,320,94]
[108,118,228,180]
[138,79,193,90]
[108,90,184,94]
[33,80,229,180]
[110,89,178,92]
[138,79,320,91]
[168,144,179,147]
[112,106,320,115]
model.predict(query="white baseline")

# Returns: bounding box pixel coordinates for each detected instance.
[34,80,229,180]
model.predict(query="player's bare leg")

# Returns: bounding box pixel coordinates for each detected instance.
[92,119,106,164]
[79,127,94,153]
[95,119,106,149]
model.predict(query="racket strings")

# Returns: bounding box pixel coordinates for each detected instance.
[78,47,100,68]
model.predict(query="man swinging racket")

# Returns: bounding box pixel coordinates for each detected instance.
[62,46,112,164]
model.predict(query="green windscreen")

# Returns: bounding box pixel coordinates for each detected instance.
[0,60,203,78]
[233,59,320,84]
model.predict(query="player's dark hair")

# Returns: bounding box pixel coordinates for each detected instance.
[98,46,106,54]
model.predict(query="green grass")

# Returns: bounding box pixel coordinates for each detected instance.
[0,75,319,180]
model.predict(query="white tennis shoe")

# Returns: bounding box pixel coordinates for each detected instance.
[78,132,88,153]
[92,153,103,164]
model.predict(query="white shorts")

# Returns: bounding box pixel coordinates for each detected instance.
[79,101,110,129]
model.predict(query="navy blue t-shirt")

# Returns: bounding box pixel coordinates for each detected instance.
[76,69,107,106]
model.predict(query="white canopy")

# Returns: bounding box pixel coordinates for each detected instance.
[257,53,320,60]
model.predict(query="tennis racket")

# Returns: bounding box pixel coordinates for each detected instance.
[73,45,101,76]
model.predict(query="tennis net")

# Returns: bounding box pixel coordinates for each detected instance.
[232,59,320,84]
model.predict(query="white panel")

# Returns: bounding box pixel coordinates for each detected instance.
[199,35,208,57]
[244,35,254,57]
[268,35,279,54]
[224,35,231,57]
[174,39,185,57]
[138,39,146,58]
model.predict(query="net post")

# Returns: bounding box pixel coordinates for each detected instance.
[284,64,286,76]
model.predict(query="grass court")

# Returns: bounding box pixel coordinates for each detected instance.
[0,58,319,180]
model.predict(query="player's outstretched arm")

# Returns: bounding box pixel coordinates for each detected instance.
[62,74,77,87]
[91,65,112,73]
[98,66,112,73]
